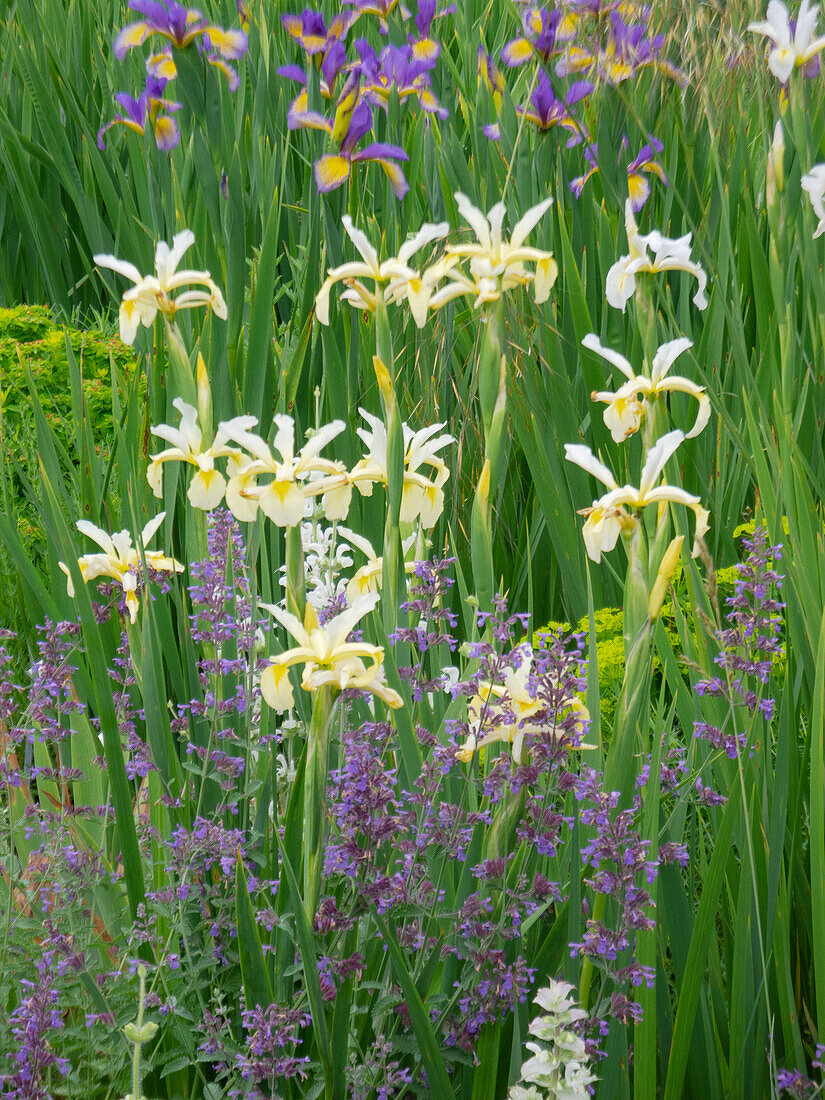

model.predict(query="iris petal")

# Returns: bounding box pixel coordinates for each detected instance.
[314,154,352,192]
[114,21,151,59]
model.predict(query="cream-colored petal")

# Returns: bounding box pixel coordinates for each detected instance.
[582,333,636,381]
[454,192,492,253]
[342,215,380,273]
[140,512,167,546]
[188,469,226,510]
[93,253,143,284]
[396,221,449,265]
[510,197,554,251]
[261,662,296,711]
[638,431,685,499]
[564,444,619,490]
[649,338,693,385]
[76,520,117,557]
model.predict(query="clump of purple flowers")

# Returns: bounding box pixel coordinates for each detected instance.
[0,959,71,1099]
[694,528,784,759]
[571,766,687,1026]
[101,0,248,152]
[777,1045,825,1097]
[234,1004,312,1094]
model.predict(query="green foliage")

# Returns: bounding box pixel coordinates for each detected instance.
[1,0,825,1095]
[0,306,139,666]
[0,304,137,445]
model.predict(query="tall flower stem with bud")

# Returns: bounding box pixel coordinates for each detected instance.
[374,296,405,637]
[123,963,158,1100]
[472,298,508,611]
[285,524,307,624]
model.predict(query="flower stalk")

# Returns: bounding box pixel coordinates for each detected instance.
[303,684,335,922]
[374,298,406,637]
[122,963,158,1100]
[473,300,508,611]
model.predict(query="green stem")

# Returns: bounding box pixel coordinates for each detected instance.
[374,296,405,636]
[472,299,508,611]
[303,685,335,922]
[285,522,307,625]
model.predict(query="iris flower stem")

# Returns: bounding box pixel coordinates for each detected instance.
[472,299,507,610]
[582,529,655,1009]
[303,685,335,922]
[163,319,198,408]
[375,297,405,637]
[607,522,653,799]
[779,91,810,420]
[285,523,307,625]
[632,277,659,367]
[130,968,145,1100]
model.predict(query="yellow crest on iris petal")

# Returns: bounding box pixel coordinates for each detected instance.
[118,22,151,49]
[628,174,650,209]
[316,155,351,191]
[502,37,534,64]
[413,37,439,62]
[153,116,177,146]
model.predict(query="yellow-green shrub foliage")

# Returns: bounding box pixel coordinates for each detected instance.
[535,608,627,726]
[0,305,138,447]
[534,604,682,727]
[0,306,139,665]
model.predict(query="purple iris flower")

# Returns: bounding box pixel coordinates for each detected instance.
[556,12,683,84]
[517,72,592,143]
[570,143,598,198]
[625,136,668,208]
[277,40,349,99]
[288,69,410,198]
[477,46,503,140]
[314,100,410,198]
[566,0,650,17]
[114,0,247,62]
[281,9,357,59]
[570,135,667,210]
[97,75,182,151]
[356,39,448,116]
[342,0,410,34]
[501,7,574,67]
[409,0,456,63]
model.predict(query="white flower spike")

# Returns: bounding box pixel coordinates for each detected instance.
[94,230,227,345]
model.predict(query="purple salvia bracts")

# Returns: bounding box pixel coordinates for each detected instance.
[694,529,784,757]
[235,1003,312,1092]
[570,767,662,1020]
[189,508,257,651]
[25,619,84,745]
[0,959,71,1099]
